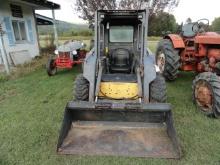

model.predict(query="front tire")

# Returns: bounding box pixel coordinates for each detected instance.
[73,74,89,101]
[156,39,180,81]
[150,74,167,103]
[193,72,220,118]
[89,39,94,50]
[46,57,57,76]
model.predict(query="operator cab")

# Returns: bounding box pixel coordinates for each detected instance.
[108,25,134,73]
[97,10,146,75]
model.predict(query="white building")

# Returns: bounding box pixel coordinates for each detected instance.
[0,0,60,73]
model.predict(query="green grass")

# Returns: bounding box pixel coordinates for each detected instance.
[0,44,220,165]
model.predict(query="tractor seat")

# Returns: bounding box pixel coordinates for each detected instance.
[109,48,132,73]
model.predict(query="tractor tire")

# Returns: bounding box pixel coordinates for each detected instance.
[73,74,89,101]
[46,57,57,76]
[192,72,220,118]
[150,74,167,103]
[156,39,180,81]
[90,39,94,50]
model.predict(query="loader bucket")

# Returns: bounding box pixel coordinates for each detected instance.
[57,101,181,159]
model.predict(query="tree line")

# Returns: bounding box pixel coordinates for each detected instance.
[39,0,220,37]
[74,0,220,36]
[211,17,220,32]
[75,0,179,36]
[52,14,220,37]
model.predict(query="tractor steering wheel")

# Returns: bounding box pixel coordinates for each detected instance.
[192,19,209,33]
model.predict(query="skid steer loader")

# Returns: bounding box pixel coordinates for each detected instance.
[57,9,181,158]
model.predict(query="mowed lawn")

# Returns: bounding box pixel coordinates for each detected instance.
[0,43,220,165]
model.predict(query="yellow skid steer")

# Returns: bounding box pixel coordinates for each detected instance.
[57,9,181,159]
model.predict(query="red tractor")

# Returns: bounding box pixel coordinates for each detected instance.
[46,41,87,76]
[156,19,220,118]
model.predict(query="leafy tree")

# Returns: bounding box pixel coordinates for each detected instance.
[211,17,220,32]
[75,0,117,24]
[75,0,180,25]
[148,12,177,36]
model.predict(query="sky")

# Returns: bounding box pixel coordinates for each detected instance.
[36,0,220,25]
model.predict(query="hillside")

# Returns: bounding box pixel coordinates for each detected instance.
[38,20,89,35]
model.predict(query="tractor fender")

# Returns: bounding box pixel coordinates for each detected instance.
[164,34,185,49]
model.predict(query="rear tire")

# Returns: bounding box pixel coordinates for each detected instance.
[150,74,167,103]
[73,74,89,101]
[90,39,94,50]
[156,39,180,81]
[192,72,220,118]
[46,57,57,76]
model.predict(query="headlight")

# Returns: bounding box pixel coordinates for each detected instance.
[72,50,77,55]
[54,50,59,55]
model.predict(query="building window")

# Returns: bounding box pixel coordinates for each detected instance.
[10,4,23,18]
[12,21,27,41]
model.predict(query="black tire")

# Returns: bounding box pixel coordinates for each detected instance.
[81,62,84,73]
[73,74,89,101]
[192,72,220,118]
[46,57,57,76]
[150,74,167,103]
[156,39,180,81]
[89,39,94,50]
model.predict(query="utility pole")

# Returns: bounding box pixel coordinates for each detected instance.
[0,23,10,74]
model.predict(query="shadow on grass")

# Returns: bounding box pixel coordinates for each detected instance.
[55,66,82,76]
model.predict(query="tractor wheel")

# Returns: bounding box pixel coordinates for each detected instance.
[90,39,94,50]
[156,39,180,81]
[46,57,57,76]
[193,72,220,118]
[73,74,89,101]
[150,74,167,103]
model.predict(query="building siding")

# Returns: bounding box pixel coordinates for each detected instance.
[0,1,40,65]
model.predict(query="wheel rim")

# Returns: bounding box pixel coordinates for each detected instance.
[156,52,166,73]
[195,80,213,113]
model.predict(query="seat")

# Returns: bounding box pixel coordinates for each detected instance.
[109,48,132,73]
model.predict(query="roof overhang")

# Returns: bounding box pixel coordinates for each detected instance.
[11,0,60,10]
[36,14,54,25]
